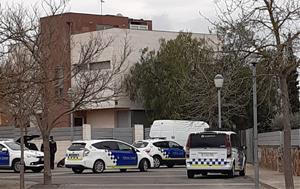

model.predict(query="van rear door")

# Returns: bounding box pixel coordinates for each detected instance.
[189,133,227,161]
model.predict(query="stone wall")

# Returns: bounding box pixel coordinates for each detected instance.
[259,145,300,176]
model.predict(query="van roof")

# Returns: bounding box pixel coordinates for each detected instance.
[191,131,236,135]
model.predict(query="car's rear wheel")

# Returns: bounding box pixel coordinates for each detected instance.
[120,169,127,172]
[31,167,43,173]
[139,159,149,172]
[72,167,84,174]
[153,156,161,168]
[12,159,21,173]
[187,170,195,178]
[93,160,105,173]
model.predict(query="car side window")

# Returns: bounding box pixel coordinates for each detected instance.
[154,141,169,148]
[169,141,181,149]
[117,142,133,151]
[96,141,119,150]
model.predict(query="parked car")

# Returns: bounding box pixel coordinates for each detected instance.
[133,139,185,168]
[149,120,209,147]
[65,139,154,174]
[0,139,44,173]
[185,131,246,178]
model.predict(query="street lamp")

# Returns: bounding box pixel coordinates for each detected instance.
[67,88,75,141]
[214,74,224,129]
[251,62,259,189]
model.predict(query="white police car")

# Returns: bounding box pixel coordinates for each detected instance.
[185,131,246,178]
[65,139,154,174]
[133,139,186,168]
[0,139,44,173]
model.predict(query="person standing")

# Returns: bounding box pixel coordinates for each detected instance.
[41,136,57,169]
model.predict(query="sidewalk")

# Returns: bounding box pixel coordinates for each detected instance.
[246,164,300,189]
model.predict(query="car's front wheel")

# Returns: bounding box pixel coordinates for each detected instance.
[228,163,235,178]
[139,159,149,172]
[12,159,21,173]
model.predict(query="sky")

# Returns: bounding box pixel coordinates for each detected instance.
[1,0,218,33]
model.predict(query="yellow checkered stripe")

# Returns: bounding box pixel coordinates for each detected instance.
[107,165,136,169]
[67,157,82,160]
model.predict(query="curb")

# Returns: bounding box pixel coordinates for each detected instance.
[246,176,277,189]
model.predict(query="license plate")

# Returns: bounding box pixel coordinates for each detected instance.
[201,153,214,157]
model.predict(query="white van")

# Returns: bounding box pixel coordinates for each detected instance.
[149,120,209,147]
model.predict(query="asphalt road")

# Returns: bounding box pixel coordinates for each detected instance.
[0,166,267,189]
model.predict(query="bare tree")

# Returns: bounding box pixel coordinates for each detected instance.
[211,0,300,188]
[0,0,130,185]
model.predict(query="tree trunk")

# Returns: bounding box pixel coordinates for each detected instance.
[279,76,294,189]
[42,133,52,185]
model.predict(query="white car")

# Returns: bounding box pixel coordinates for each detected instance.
[185,131,246,178]
[65,139,154,174]
[133,139,186,168]
[0,139,44,173]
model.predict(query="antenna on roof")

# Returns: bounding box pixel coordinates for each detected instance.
[100,0,105,15]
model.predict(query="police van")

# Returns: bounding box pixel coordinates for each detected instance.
[185,131,246,178]
[133,139,185,168]
[65,139,154,174]
[0,139,44,173]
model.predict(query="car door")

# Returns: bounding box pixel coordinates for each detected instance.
[154,141,171,160]
[168,141,185,159]
[0,144,9,167]
[230,134,244,170]
[96,141,119,168]
[115,142,137,166]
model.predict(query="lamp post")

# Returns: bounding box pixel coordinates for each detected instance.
[214,74,224,129]
[67,88,75,141]
[251,62,259,189]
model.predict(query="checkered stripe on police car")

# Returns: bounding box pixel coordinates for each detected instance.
[158,148,169,158]
[190,158,227,165]
[105,150,117,165]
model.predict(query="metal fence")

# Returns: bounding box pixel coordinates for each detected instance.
[91,128,133,144]
[0,126,82,141]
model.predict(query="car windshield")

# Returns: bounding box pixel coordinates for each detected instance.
[190,133,227,148]
[68,143,86,151]
[5,142,29,151]
[132,141,148,148]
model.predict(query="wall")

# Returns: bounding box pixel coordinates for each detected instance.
[257,129,300,176]
[86,109,116,128]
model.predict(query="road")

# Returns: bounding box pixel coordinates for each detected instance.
[0,166,268,189]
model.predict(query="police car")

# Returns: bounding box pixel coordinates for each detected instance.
[0,139,44,173]
[185,131,246,178]
[65,139,154,174]
[133,139,186,168]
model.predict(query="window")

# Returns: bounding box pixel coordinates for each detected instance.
[68,143,86,151]
[54,66,64,97]
[153,141,169,148]
[117,142,132,151]
[90,61,111,70]
[169,141,181,149]
[74,64,88,72]
[94,141,118,150]
[133,141,148,148]
[190,133,226,148]
[0,144,5,151]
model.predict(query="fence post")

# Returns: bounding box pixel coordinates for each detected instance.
[82,124,91,140]
[133,124,144,141]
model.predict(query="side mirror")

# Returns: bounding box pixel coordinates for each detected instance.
[135,148,140,153]
[1,148,8,153]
